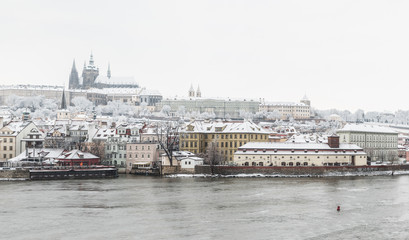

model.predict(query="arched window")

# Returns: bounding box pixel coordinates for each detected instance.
[296,162,301,166]
[289,162,294,166]
[281,162,286,166]
[245,162,249,166]
[303,162,308,166]
[259,162,263,166]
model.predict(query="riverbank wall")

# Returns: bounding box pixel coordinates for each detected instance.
[0,169,30,180]
[193,165,409,176]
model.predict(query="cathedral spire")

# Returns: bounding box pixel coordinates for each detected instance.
[107,62,111,79]
[61,89,67,109]
[196,85,201,98]
[188,84,195,97]
[68,59,80,89]
[89,52,94,66]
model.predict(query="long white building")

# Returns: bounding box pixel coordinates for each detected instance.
[259,95,311,120]
[233,136,367,167]
[337,124,398,162]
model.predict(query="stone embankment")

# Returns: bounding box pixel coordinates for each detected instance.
[0,169,30,180]
[191,165,409,177]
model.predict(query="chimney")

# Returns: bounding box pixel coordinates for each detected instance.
[328,135,340,148]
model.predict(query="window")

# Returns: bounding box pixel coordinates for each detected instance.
[3,138,6,143]
[9,146,12,151]
[281,162,286,166]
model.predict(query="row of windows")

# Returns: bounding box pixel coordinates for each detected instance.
[3,146,12,151]
[181,134,267,140]
[181,141,245,149]
[238,155,365,160]
[128,145,153,150]
[241,161,349,167]
[106,153,127,159]
[2,138,13,143]
[2,154,13,159]
[128,154,151,159]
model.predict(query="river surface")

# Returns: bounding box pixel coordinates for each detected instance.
[1,175,409,240]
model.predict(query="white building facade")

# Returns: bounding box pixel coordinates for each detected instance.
[337,124,398,162]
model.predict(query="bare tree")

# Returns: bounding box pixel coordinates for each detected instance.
[83,141,105,160]
[204,140,223,174]
[155,121,179,166]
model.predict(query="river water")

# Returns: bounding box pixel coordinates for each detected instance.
[1,175,409,240]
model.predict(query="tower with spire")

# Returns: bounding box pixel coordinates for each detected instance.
[107,63,111,79]
[61,89,67,109]
[188,84,195,97]
[196,85,201,98]
[81,53,99,89]
[68,60,80,89]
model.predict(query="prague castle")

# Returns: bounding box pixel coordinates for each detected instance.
[69,53,139,89]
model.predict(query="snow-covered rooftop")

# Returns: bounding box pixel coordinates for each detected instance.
[95,76,138,86]
[237,142,363,151]
[337,124,397,134]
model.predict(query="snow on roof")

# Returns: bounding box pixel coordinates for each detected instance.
[237,142,363,151]
[262,102,307,107]
[95,76,138,86]
[93,128,116,140]
[9,148,65,162]
[337,124,397,134]
[182,120,270,134]
[57,150,99,160]
[0,84,64,91]
[0,121,32,136]
[89,87,139,95]
[139,88,162,96]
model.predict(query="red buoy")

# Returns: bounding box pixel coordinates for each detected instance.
[337,206,340,212]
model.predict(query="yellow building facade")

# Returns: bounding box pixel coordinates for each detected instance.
[179,121,270,162]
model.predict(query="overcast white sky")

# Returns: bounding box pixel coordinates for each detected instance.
[1,0,409,112]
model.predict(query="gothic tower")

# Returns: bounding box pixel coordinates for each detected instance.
[196,85,201,98]
[68,60,80,89]
[188,84,195,97]
[61,89,67,109]
[107,63,111,79]
[81,53,99,89]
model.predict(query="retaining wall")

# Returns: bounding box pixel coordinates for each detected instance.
[194,165,409,176]
[0,169,30,179]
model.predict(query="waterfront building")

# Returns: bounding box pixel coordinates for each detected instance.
[126,141,160,173]
[9,148,65,164]
[104,135,128,167]
[179,120,270,162]
[161,151,203,168]
[259,95,312,120]
[56,149,100,166]
[233,135,367,167]
[0,121,43,162]
[337,124,398,162]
